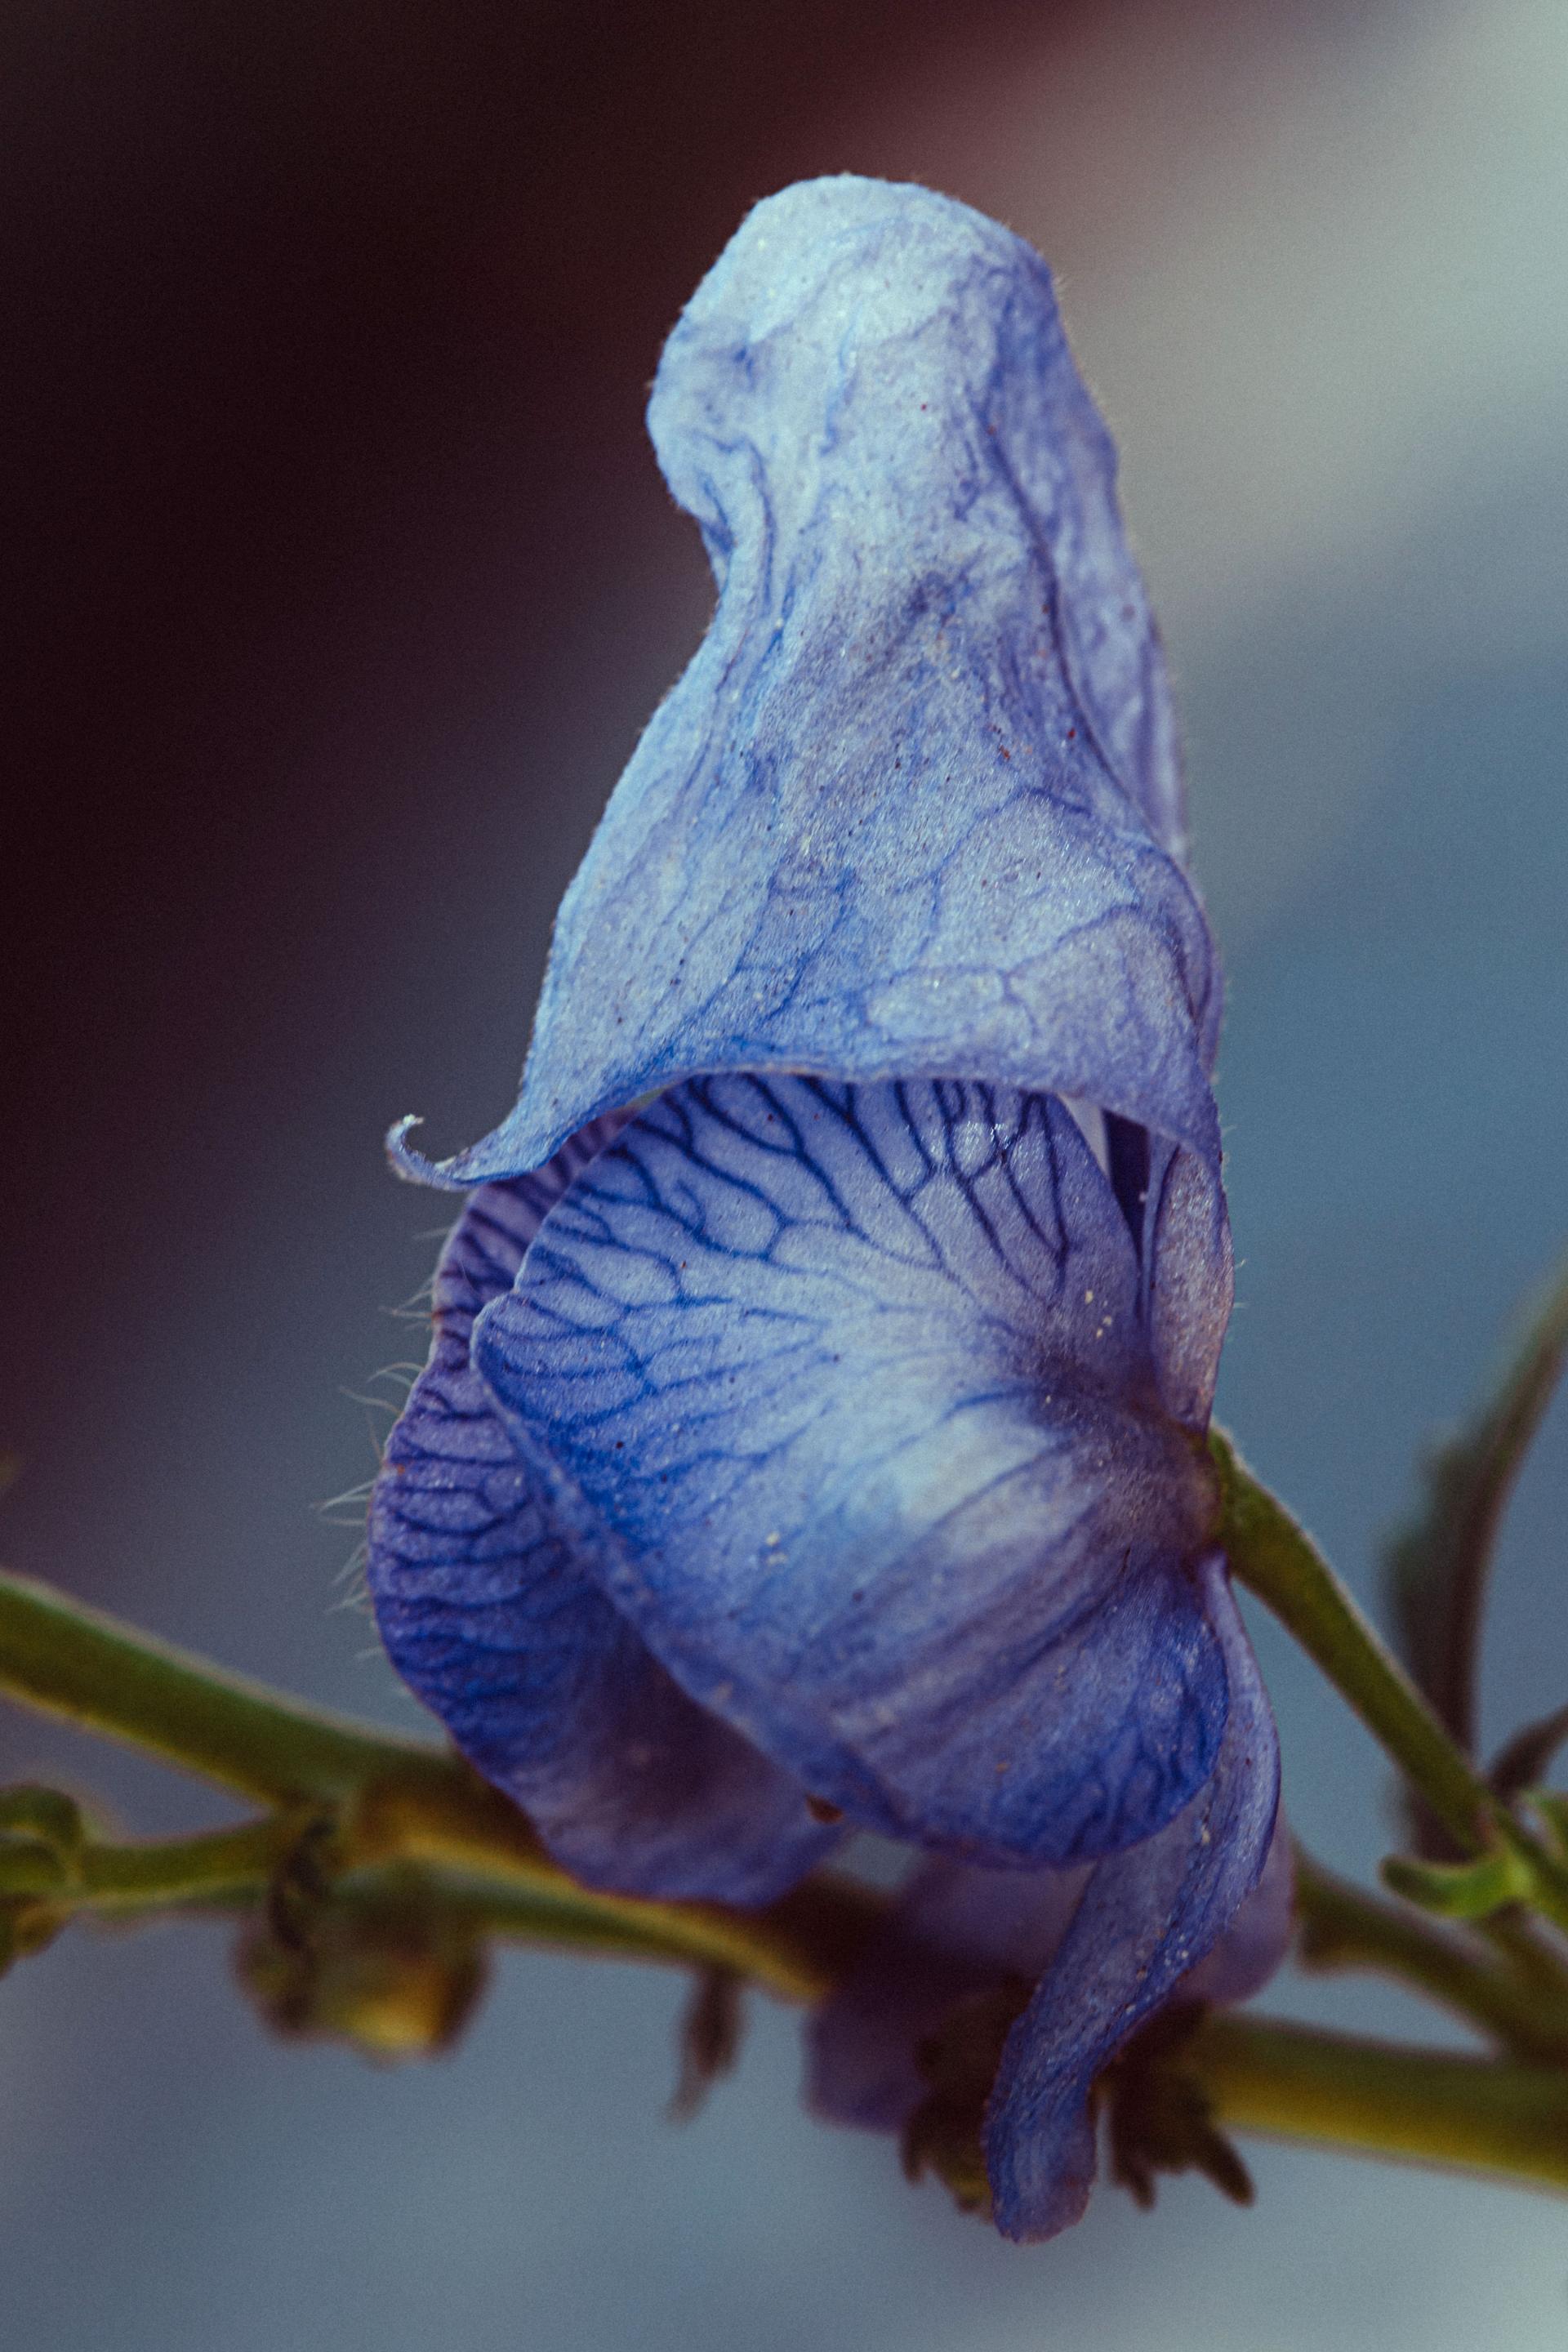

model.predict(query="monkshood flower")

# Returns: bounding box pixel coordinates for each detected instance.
[368,174,1280,2239]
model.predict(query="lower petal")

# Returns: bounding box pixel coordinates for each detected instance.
[368,1158,836,1904]
[982,1561,1280,2240]
[808,1856,1089,2132]
[475,1073,1228,1865]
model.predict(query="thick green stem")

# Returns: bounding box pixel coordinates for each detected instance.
[1192,2014,1568,2196]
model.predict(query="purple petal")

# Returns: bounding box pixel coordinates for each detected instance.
[808,1857,1089,2132]
[1181,1814,1294,2007]
[808,1809,1287,2140]
[473,1074,1228,1866]
[367,1119,838,1903]
[983,1561,1281,2241]
[394,176,1219,1191]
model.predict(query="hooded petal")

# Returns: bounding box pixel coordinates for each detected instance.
[394,176,1219,1191]
[983,1561,1281,2240]
[367,1119,838,1903]
[472,1072,1229,1866]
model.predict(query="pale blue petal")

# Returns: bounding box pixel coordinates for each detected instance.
[1084,1113,1232,1432]
[983,1561,1280,2240]
[1146,1140,1234,1428]
[393,176,1219,1191]
[367,1118,838,1903]
[473,1073,1228,1865]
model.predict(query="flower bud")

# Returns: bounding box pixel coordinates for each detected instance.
[234,1883,488,2060]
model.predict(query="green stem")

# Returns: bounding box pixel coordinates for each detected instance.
[1210,1432,1568,1935]
[1211,1434,1490,1846]
[0,1811,880,1998]
[1388,1246,1568,1757]
[1192,2014,1568,2196]
[0,1819,292,1909]
[1294,1848,1568,2064]
[24,1811,1567,2072]
[5,1566,1568,2207]
[0,1569,443,1805]
[15,1837,1568,2207]
[24,1809,1568,2066]
[0,1566,878,1999]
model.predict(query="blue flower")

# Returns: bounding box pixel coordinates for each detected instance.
[367,176,1279,2237]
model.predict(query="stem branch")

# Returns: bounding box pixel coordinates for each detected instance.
[1193,2014,1568,2196]
[1211,1434,1489,1846]
[0,1568,438,1805]
[0,1566,875,1998]
[1210,1433,1568,1935]
[1294,1847,1568,2064]
[7,1566,1568,2207]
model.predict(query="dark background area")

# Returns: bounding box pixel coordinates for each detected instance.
[5,2,1568,2345]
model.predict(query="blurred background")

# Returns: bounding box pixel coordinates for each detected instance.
[5,0,1568,2343]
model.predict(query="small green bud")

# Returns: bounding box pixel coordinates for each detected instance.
[1381,1844,1534,1918]
[0,1786,89,1899]
[0,1787,87,1852]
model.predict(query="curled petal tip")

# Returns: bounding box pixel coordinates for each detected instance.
[384,1116,470,1192]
